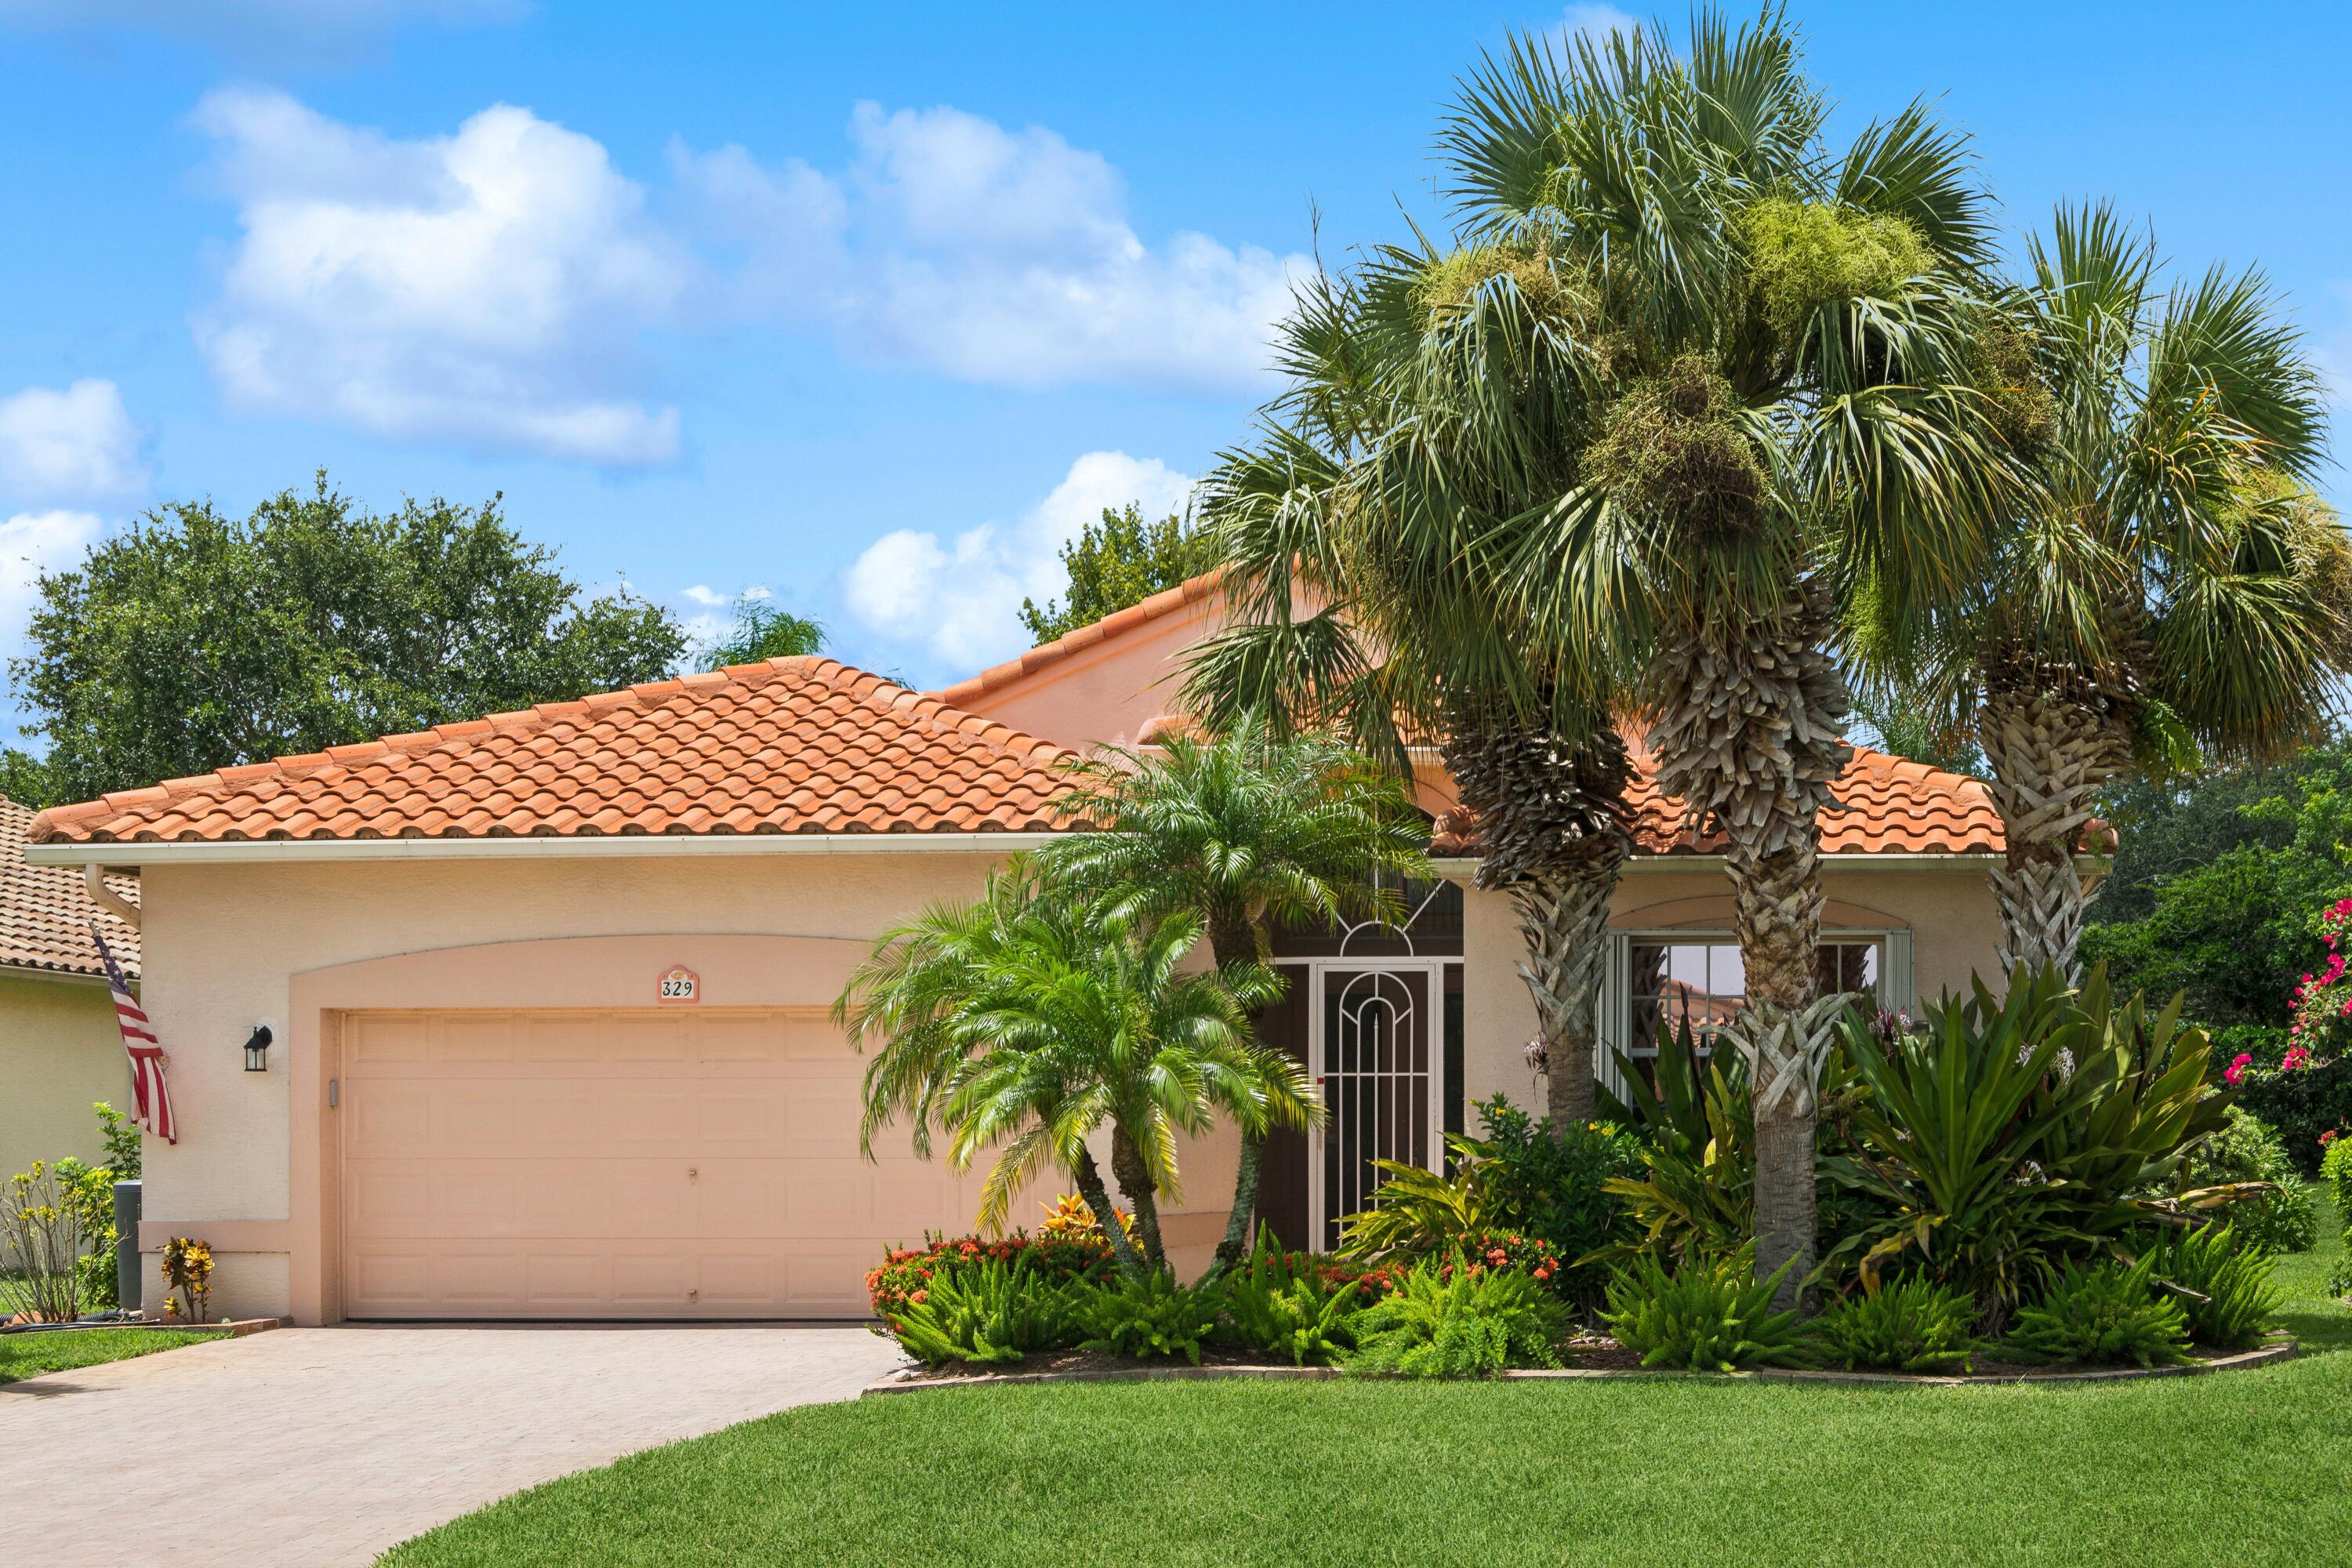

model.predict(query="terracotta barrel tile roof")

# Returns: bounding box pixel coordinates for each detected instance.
[1430,748,2005,858]
[31,657,1083,847]
[0,800,140,975]
[930,571,1221,709]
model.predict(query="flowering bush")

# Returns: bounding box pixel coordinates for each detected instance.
[2235,899,2352,1172]
[160,1236,212,1323]
[865,1229,1113,1318]
[1033,1192,1140,1243]
[1428,1232,1565,1290]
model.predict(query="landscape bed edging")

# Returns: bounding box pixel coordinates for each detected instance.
[859,1335,2296,1397]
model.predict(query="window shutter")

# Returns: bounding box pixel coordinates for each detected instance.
[1883,929,1915,1018]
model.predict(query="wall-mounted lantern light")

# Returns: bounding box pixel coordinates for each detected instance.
[243,1024,274,1073]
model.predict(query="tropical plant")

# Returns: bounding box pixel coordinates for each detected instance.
[2173,1106,2317,1254]
[696,593,823,668]
[1822,964,2244,1328]
[883,1258,1086,1367]
[2136,1225,2281,1349]
[1598,1029,1757,1268]
[836,862,1306,1276]
[1344,1254,1566,1377]
[1602,1243,1806,1373]
[1036,717,1423,1267]
[1076,1271,1220,1363]
[54,1157,120,1309]
[158,1236,212,1323]
[864,1232,1112,1319]
[1458,1096,1645,1305]
[2325,1137,2352,1298]
[0,1163,92,1323]
[2005,1254,2191,1367]
[1425,13,2024,1305]
[1214,1233,1370,1366]
[1857,204,2344,982]
[1334,1156,1500,1260]
[1033,1192,1139,1246]
[1806,1276,1985,1374]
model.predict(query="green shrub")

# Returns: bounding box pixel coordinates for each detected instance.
[2137,1225,2281,1350]
[1807,1276,1986,1374]
[2237,1053,2352,1174]
[1462,1096,1645,1306]
[1344,1256,1566,1379]
[1601,1243,1806,1373]
[1214,1236,1371,1367]
[1334,1158,1499,1260]
[1823,964,2233,1329]
[1597,1025,1757,1268]
[2005,1256,2191,1367]
[2323,1138,2351,1298]
[866,1231,1112,1318]
[884,1258,1084,1367]
[1076,1272,1218,1364]
[2176,1106,2317,1253]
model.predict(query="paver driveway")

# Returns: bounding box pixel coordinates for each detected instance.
[0,1324,902,1565]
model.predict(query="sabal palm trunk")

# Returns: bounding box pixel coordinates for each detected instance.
[1978,684,2130,982]
[1647,586,1851,1307]
[1446,718,1632,1132]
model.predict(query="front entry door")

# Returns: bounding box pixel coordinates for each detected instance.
[1310,964,1442,1250]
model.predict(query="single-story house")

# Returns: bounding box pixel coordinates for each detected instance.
[24,582,2011,1324]
[0,798,140,1180]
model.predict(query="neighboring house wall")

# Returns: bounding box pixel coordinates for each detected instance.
[0,967,128,1177]
[937,593,1218,753]
[130,851,1240,1320]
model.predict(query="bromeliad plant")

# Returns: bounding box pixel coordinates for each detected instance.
[1821,964,2247,1329]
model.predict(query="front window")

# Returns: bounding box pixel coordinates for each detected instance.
[1624,936,1883,1057]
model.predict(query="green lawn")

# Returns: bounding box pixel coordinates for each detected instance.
[384,1186,2350,1568]
[0,1326,227,1385]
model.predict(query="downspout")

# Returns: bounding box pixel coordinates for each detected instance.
[85,862,140,930]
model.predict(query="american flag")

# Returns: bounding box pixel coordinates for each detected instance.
[91,923,175,1145]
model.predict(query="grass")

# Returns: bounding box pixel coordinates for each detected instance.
[0,1325,227,1385]
[384,1187,2349,1568]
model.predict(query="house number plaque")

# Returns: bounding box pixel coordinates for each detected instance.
[658,965,700,1003]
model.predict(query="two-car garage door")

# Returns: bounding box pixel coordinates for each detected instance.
[339,1009,975,1319]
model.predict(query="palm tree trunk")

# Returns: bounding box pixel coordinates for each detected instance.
[1978,684,2129,983]
[1072,1146,1149,1279]
[1207,908,1272,1273]
[1109,1124,1170,1273]
[1445,715,1632,1134]
[1646,585,1851,1308]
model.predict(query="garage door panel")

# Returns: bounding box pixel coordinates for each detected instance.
[341,1007,983,1319]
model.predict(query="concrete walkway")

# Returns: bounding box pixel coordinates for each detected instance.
[0,1324,903,1565]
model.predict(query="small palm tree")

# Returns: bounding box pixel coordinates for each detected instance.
[1854,204,2347,978]
[834,862,1308,1277]
[1036,717,1429,1266]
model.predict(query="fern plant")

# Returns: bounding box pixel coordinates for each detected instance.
[1216,1236,1365,1366]
[1807,1276,1986,1374]
[2005,1255,2191,1367]
[1076,1271,1219,1363]
[1601,1244,1806,1372]
[885,1258,1083,1367]
[1343,1258,1565,1379]
[2138,1225,2281,1350]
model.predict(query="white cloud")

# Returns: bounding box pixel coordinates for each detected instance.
[0,380,148,503]
[1558,4,1641,49]
[677,103,1309,394]
[679,584,731,607]
[0,509,102,652]
[843,450,1194,670]
[191,88,688,466]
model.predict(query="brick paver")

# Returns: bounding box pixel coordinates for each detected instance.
[0,1324,902,1565]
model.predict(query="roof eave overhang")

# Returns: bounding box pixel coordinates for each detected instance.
[24,830,1067,868]
[1428,851,2078,878]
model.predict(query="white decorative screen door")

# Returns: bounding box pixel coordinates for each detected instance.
[1309,963,1443,1250]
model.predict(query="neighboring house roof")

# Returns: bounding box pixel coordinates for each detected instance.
[31,658,1081,845]
[1432,749,2005,858]
[931,571,1220,711]
[0,799,139,975]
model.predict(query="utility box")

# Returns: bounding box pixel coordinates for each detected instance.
[113,1179,141,1314]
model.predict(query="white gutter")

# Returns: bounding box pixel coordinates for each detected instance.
[84,862,142,927]
[1432,851,2097,878]
[27,831,1065,869]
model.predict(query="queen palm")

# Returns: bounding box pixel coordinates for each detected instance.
[834,861,1308,1278]
[1430,14,2017,1297]
[1854,205,2347,979]
[1033,717,1428,1268]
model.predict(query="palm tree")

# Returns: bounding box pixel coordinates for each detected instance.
[833,862,1310,1277]
[1853,205,2347,979]
[1426,13,2017,1298]
[1034,717,1428,1267]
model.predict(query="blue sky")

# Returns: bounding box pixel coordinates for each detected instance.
[2,1,2348,745]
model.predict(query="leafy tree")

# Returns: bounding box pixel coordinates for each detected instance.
[0,747,63,810]
[1856,206,2343,980]
[1035,718,1429,1267]
[1018,503,1212,644]
[835,861,1311,1278]
[698,593,824,668]
[8,476,685,804]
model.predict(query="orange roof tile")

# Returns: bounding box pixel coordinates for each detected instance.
[0,800,139,975]
[930,571,1221,710]
[1430,748,2005,858]
[31,658,1083,846]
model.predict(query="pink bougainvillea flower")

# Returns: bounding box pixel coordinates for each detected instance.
[2321,1129,2339,1148]
[2225,1052,2252,1086]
